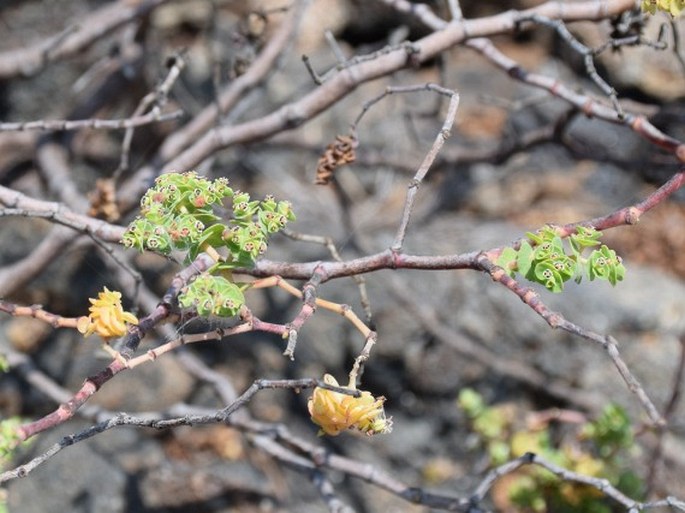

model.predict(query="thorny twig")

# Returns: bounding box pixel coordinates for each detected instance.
[476,254,665,426]
[334,82,460,252]
[0,378,358,484]
[379,0,685,161]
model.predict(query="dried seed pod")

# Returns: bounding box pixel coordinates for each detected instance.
[315,134,357,185]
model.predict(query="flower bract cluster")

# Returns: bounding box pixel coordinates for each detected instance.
[122,171,295,267]
[122,172,295,317]
[77,287,138,339]
[308,374,392,436]
[177,274,245,317]
[496,226,625,293]
[642,0,684,15]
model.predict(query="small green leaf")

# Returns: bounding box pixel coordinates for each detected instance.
[533,261,565,292]
[517,241,534,278]
[588,245,625,286]
[0,418,22,464]
[583,403,633,455]
[525,230,544,245]
[195,224,226,252]
[457,388,485,418]
[570,226,602,253]
[496,247,519,277]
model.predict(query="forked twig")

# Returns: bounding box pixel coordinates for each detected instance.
[344,82,460,250]
[249,274,375,361]
[476,254,665,426]
[114,52,187,178]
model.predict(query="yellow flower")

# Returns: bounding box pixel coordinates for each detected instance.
[77,287,138,340]
[642,0,685,15]
[308,374,392,436]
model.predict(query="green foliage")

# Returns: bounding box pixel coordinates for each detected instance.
[123,172,295,317]
[177,274,246,317]
[0,418,23,466]
[1,417,34,513]
[581,404,634,458]
[0,354,8,373]
[123,172,295,264]
[642,0,685,16]
[458,389,644,512]
[496,226,625,293]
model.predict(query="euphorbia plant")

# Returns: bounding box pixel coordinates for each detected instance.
[122,171,295,317]
[496,226,626,293]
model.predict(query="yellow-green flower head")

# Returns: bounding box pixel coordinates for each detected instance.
[308,374,392,436]
[77,287,138,340]
[642,0,685,15]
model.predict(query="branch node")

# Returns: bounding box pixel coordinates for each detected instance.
[284,329,297,360]
[625,206,641,225]
[302,54,323,85]
[677,144,685,162]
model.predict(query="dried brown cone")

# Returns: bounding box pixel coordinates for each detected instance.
[88,178,120,222]
[315,134,357,185]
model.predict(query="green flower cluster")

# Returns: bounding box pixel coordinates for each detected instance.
[177,274,246,317]
[496,226,625,293]
[122,171,296,317]
[123,171,295,266]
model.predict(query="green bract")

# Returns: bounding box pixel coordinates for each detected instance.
[178,274,246,317]
[496,225,625,293]
[123,172,296,316]
[588,245,626,286]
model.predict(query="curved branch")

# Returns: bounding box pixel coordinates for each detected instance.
[119,0,640,208]
[0,0,170,79]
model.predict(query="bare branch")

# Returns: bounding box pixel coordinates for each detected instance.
[0,0,171,79]
[0,110,182,133]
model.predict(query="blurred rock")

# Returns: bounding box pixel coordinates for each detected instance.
[5,317,52,353]
[7,423,129,513]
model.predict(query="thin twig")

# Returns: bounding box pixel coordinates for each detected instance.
[476,254,665,426]
[645,335,685,493]
[282,228,374,326]
[0,110,182,133]
[249,274,374,359]
[347,83,461,251]
[0,0,171,79]
[114,52,187,179]
[119,0,642,207]
[521,14,624,117]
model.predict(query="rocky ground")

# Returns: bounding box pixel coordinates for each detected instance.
[1,1,685,512]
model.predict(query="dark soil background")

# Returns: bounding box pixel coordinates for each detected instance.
[1,1,685,512]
